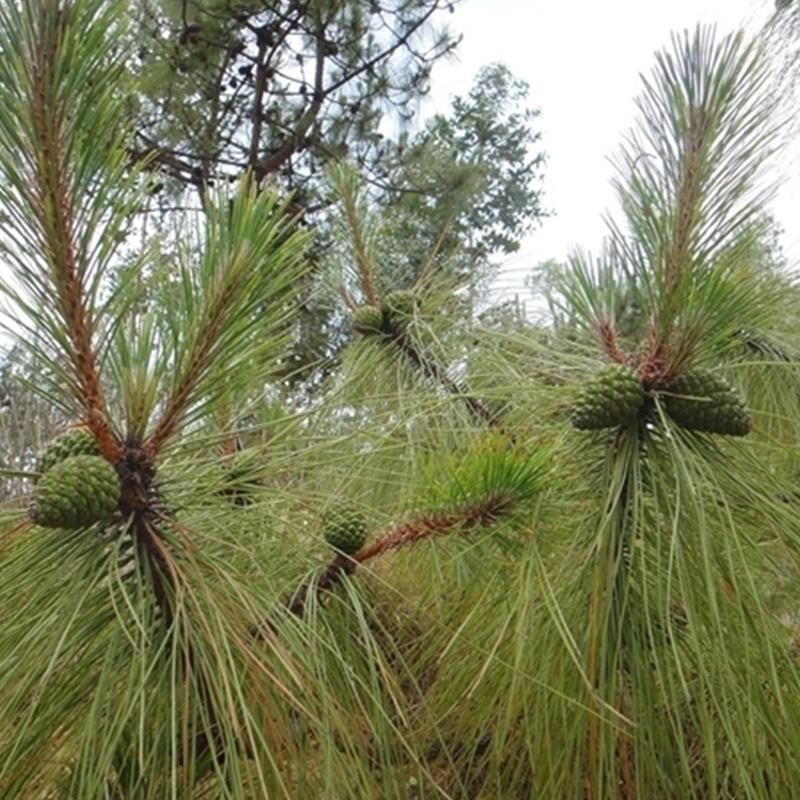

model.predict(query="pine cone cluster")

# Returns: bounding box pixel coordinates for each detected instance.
[352,290,418,337]
[664,369,751,436]
[323,507,368,555]
[570,365,645,430]
[30,453,121,529]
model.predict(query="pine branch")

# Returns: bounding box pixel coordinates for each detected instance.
[608,27,782,378]
[247,37,270,169]
[253,24,327,182]
[329,163,381,306]
[141,183,307,457]
[330,163,504,426]
[354,491,515,562]
[665,103,709,300]
[144,269,243,457]
[26,4,120,460]
[253,489,519,633]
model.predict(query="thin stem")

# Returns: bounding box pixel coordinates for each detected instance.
[143,255,243,458]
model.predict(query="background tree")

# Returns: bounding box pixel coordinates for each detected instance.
[130,0,461,202]
[125,3,548,392]
[379,62,546,289]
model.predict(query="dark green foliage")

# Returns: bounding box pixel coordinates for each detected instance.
[29,455,121,529]
[665,369,752,436]
[570,364,645,430]
[36,427,100,479]
[323,508,368,555]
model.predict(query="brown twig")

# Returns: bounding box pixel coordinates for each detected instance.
[665,104,708,301]
[354,494,512,563]
[338,283,358,312]
[414,220,453,291]
[340,179,380,307]
[253,23,327,182]
[248,37,270,169]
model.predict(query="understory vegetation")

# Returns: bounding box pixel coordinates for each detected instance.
[1,1,800,798]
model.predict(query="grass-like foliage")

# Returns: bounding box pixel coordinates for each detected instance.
[1,3,799,799]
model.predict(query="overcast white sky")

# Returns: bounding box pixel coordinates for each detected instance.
[423,0,793,304]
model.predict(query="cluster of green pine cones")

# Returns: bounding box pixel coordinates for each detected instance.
[570,364,751,436]
[28,427,121,529]
[352,290,417,337]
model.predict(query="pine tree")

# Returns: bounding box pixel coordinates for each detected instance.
[0,2,540,796]
[128,0,462,200]
[1,4,800,799]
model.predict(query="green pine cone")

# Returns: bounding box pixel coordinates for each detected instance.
[30,455,121,529]
[382,290,417,326]
[37,426,100,479]
[323,508,368,555]
[665,369,751,436]
[352,305,385,336]
[570,364,644,430]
